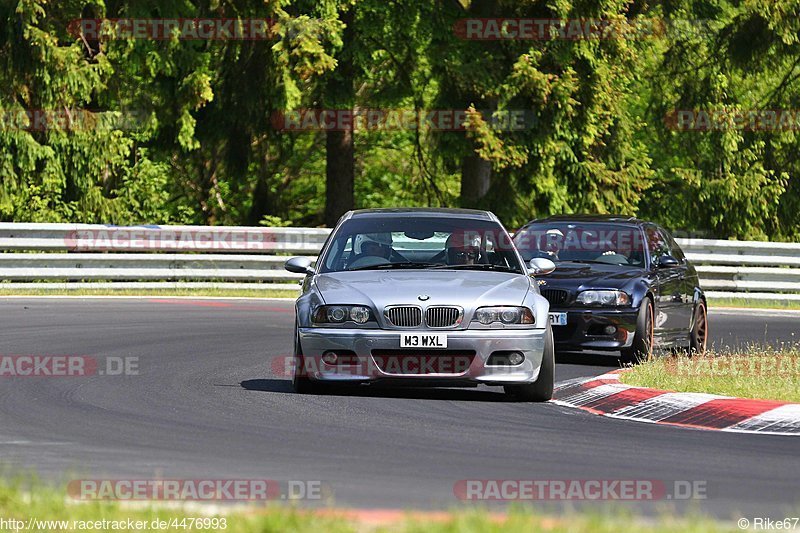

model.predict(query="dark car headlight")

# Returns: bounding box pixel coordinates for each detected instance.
[576,290,630,306]
[473,306,535,325]
[312,305,373,325]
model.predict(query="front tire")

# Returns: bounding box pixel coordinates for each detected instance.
[620,297,654,365]
[689,300,708,355]
[291,328,326,394]
[504,324,554,402]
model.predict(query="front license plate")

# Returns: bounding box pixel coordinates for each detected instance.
[400,333,448,348]
[549,312,567,326]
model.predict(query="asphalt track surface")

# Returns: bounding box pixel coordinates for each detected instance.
[1,298,798,518]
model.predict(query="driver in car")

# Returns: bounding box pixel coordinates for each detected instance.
[446,232,481,265]
[542,228,562,261]
[355,233,393,260]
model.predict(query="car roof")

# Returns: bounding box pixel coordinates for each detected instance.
[344,208,497,221]
[522,214,645,226]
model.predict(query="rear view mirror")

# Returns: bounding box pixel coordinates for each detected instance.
[404,231,435,240]
[285,256,315,275]
[529,258,556,276]
[657,255,680,268]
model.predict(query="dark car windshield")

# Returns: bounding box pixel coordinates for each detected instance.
[513,222,646,267]
[319,217,524,274]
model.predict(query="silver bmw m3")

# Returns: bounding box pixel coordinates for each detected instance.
[284,208,557,401]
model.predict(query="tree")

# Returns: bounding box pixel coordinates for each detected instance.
[638,0,798,239]
[323,5,354,227]
[428,0,653,227]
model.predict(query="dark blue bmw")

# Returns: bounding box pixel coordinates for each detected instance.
[513,215,708,364]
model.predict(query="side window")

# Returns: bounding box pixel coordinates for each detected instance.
[484,232,495,253]
[324,236,352,271]
[661,229,685,262]
[645,227,669,266]
[342,237,354,263]
[484,231,501,266]
[323,238,341,271]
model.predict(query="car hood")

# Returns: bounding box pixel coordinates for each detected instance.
[539,262,646,291]
[313,270,531,309]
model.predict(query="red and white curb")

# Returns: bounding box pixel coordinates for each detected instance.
[553,371,800,436]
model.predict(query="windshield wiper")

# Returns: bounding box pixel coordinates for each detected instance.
[432,264,519,273]
[350,261,441,271]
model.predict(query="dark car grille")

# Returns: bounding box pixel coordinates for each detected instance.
[384,306,422,327]
[552,322,578,343]
[371,350,475,375]
[425,306,462,328]
[541,288,569,306]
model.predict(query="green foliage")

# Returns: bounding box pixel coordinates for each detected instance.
[636,0,800,240]
[1,0,799,239]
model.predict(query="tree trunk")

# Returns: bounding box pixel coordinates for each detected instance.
[325,128,354,226]
[456,0,494,207]
[247,173,273,225]
[460,151,492,206]
[323,8,355,228]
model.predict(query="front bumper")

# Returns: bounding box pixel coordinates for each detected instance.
[298,327,547,385]
[550,308,638,351]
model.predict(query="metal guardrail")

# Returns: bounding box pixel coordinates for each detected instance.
[677,238,800,297]
[0,222,331,253]
[0,223,329,291]
[1,223,799,299]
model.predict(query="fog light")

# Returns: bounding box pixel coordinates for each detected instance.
[321,351,338,365]
[508,352,525,365]
[604,325,617,335]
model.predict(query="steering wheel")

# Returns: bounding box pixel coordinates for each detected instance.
[347,255,391,270]
[592,253,629,265]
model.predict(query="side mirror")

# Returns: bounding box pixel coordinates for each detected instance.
[285,256,315,275]
[529,257,556,276]
[657,255,680,268]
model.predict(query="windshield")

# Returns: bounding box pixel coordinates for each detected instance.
[319,217,524,274]
[513,222,646,267]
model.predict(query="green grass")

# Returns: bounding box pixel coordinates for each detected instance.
[0,288,299,298]
[621,348,800,402]
[0,478,746,532]
[707,297,800,310]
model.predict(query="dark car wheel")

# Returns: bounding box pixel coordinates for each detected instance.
[620,297,654,365]
[291,328,326,394]
[689,300,708,355]
[504,324,554,402]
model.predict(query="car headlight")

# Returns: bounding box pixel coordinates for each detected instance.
[473,306,535,325]
[576,290,630,306]
[312,305,373,325]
